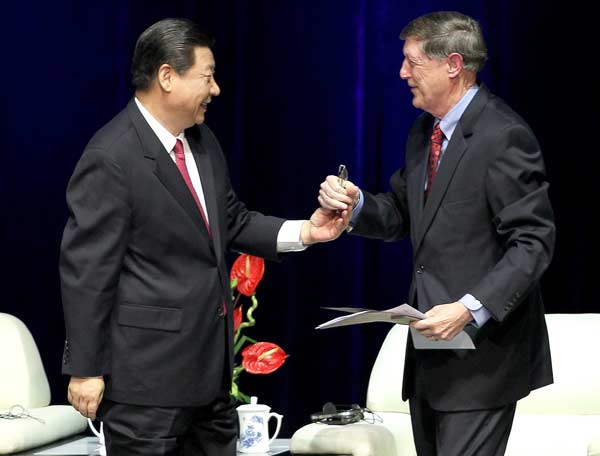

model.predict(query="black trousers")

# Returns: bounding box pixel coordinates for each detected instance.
[409,397,516,456]
[97,394,237,456]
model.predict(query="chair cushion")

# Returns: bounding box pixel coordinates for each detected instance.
[372,412,416,456]
[0,405,88,454]
[290,422,398,456]
[0,313,50,409]
[516,314,600,414]
[505,414,600,456]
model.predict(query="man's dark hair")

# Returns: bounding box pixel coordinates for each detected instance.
[131,18,215,90]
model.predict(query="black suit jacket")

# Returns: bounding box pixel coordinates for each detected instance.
[60,100,284,407]
[352,85,555,411]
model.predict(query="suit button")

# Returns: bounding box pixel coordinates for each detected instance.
[416,265,425,274]
[217,307,225,317]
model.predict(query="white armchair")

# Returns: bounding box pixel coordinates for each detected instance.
[0,313,87,455]
[505,313,600,455]
[290,314,600,456]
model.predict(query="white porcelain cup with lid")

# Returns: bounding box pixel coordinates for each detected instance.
[237,396,283,453]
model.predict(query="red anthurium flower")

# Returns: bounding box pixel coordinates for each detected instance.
[230,254,265,297]
[241,342,288,374]
[233,306,243,332]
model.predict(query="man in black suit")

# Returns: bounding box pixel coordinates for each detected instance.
[318,11,555,456]
[60,18,348,456]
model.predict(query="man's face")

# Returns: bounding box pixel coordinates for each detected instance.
[399,38,449,117]
[171,46,220,128]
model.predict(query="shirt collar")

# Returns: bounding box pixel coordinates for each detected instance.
[134,97,185,152]
[437,84,479,140]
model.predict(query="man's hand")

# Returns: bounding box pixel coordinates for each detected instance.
[300,207,352,245]
[410,302,473,341]
[318,175,360,211]
[67,376,105,420]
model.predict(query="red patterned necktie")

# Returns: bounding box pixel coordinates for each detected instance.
[173,139,212,238]
[426,123,444,200]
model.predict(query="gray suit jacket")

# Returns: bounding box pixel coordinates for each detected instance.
[352,85,555,411]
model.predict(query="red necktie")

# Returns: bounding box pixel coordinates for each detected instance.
[173,139,212,237]
[426,123,444,200]
[174,139,226,316]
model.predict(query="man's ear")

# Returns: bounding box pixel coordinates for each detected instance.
[447,52,464,78]
[157,64,175,92]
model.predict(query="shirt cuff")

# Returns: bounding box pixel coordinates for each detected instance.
[460,294,491,328]
[277,220,307,252]
[350,190,364,225]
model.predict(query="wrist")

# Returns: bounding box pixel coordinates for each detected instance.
[300,220,313,246]
[457,301,474,323]
[463,306,474,323]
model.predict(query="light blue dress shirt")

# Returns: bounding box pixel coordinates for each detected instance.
[351,84,491,327]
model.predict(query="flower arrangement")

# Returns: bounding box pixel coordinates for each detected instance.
[230,253,288,403]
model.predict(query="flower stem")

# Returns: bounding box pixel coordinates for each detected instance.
[234,335,258,355]
[235,294,259,338]
[233,365,245,378]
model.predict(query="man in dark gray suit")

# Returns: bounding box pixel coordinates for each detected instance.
[60,18,349,456]
[319,11,555,456]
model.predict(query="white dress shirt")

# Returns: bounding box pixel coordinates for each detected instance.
[134,98,305,252]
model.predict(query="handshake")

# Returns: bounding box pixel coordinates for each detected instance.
[301,166,361,246]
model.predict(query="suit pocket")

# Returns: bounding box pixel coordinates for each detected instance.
[118,303,182,332]
[442,186,479,206]
[441,196,478,208]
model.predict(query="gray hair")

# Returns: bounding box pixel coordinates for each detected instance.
[399,11,487,73]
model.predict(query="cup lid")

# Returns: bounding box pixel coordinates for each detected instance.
[236,396,270,411]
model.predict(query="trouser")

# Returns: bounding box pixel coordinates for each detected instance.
[97,394,237,456]
[409,397,516,456]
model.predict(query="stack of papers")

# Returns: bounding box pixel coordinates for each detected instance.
[316,304,425,329]
[316,304,475,349]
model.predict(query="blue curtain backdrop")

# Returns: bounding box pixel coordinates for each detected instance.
[1,0,597,437]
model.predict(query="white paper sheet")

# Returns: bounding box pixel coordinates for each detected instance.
[317,304,475,349]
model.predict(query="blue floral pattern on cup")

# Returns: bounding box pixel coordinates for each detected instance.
[240,415,265,449]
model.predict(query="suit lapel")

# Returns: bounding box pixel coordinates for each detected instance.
[187,130,224,263]
[126,100,215,251]
[408,130,429,237]
[154,150,214,239]
[412,85,489,253]
[413,126,469,253]
[187,127,232,301]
